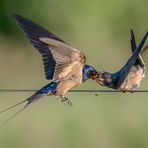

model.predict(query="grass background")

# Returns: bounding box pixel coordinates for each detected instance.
[0,0,148,148]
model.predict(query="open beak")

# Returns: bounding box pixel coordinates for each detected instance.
[90,72,104,86]
[95,73,104,86]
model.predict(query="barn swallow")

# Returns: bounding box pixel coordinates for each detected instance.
[95,30,148,91]
[0,14,101,122]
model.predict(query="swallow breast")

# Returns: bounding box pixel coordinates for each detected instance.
[55,63,83,96]
[119,65,145,91]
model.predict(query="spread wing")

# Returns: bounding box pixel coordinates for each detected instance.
[39,37,86,80]
[13,14,86,80]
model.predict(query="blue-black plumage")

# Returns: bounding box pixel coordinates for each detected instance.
[82,64,98,82]
[96,30,148,91]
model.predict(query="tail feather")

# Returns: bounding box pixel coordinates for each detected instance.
[0,93,44,125]
[0,82,57,124]
[2,104,28,125]
[0,99,27,114]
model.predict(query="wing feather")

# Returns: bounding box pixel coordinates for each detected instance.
[13,14,86,80]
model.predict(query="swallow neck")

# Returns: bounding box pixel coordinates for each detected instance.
[82,64,97,82]
[101,72,117,89]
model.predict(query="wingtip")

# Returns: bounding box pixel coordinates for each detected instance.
[12,13,23,24]
[12,13,17,17]
[130,28,133,33]
[12,13,20,20]
[143,31,148,40]
[130,29,134,38]
[12,13,27,23]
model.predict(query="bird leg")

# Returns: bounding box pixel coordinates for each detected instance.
[60,96,73,106]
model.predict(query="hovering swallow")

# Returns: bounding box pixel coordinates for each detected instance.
[95,30,148,91]
[0,14,100,122]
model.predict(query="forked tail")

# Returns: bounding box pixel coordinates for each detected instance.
[0,93,44,125]
[0,82,57,124]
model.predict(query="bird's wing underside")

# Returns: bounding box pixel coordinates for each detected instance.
[13,14,86,80]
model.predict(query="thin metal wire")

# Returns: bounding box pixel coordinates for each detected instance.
[0,89,148,93]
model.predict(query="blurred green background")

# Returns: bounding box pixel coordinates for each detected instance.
[0,0,148,148]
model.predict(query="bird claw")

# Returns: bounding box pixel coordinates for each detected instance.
[61,97,73,106]
[67,100,73,106]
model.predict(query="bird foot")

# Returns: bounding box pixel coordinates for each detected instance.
[61,97,73,106]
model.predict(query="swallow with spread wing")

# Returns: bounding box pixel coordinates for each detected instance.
[95,30,148,91]
[0,14,101,122]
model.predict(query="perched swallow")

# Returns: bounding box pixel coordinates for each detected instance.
[0,14,100,122]
[95,30,148,91]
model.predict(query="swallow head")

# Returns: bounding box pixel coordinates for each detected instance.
[83,64,99,82]
[82,64,105,85]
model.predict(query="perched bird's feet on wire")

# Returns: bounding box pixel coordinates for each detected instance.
[61,96,73,106]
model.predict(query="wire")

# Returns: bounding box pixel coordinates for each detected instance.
[0,89,148,93]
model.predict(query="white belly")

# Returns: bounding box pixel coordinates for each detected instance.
[119,66,145,91]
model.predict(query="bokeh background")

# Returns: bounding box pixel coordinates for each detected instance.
[0,0,148,148]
